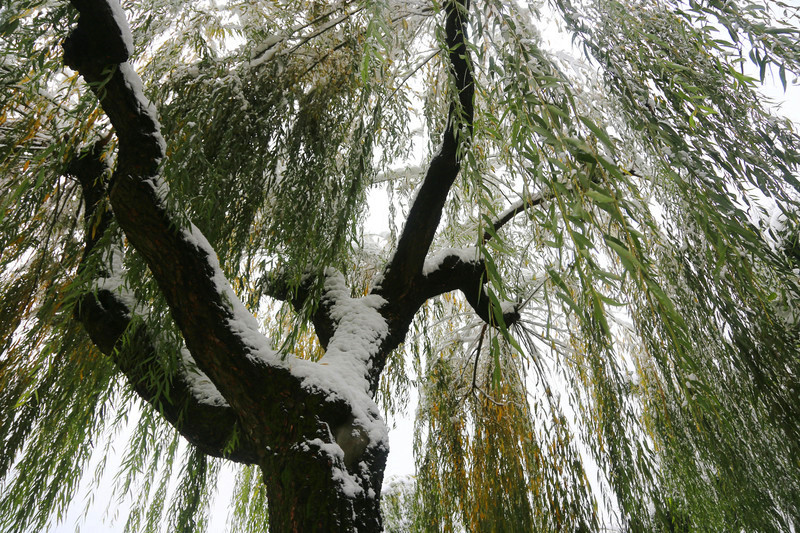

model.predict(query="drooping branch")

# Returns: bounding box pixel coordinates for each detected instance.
[248,0,362,67]
[69,143,259,465]
[379,0,474,298]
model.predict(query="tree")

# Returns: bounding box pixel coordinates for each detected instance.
[1,0,800,530]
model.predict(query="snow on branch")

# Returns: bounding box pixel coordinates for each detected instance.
[63,0,307,434]
[68,143,259,464]
[379,0,474,297]
[65,0,392,475]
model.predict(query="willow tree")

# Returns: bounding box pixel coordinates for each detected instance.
[2,0,800,530]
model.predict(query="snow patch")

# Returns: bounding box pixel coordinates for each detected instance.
[180,348,229,407]
[303,438,364,497]
[306,438,345,461]
[332,466,364,498]
[422,246,480,276]
[107,0,134,56]
[118,62,167,156]
[500,299,517,316]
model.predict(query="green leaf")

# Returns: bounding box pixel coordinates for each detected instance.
[591,288,611,336]
[604,235,642,275]
[579,115,617,155]
[571,230,595,250]
[596,292,625,307]
[779,63,787,91]
[585,189,616,205]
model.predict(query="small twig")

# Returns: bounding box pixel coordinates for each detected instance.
[471,324,488,398]
[483,191,549,243]
[474,384,525,408]
[285,6,366,57]
[298,39,352,79]
[384,49,440,104]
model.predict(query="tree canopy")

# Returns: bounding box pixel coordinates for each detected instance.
[1,0,800,530]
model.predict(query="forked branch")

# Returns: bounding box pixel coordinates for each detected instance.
[69,144,259,464]
[63,0,306,451]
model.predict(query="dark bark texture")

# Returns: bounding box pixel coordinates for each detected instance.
[65,0,519,530]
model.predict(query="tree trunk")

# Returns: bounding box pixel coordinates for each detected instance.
[261,440,387,532]
[62,2,475,531]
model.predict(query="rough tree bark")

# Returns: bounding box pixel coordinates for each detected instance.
[66,0,519,530]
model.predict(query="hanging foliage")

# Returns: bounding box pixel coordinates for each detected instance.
[1,0,800,530]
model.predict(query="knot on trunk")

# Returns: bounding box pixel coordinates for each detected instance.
[334,415,371,469]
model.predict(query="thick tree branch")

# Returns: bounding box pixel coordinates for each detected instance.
[418,251,520,326]
[365,249,519,396]
[260,272,337,348]
[64,5,382,493]
[63,0,300,449]
[379,0,473,299]
[69,143,260,465]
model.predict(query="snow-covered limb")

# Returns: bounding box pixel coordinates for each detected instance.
[422,246,480,276]
[66,4,389,526]
[76,286,262,464]
[69,140,259,464]
[420,247,520,327]
[180,348,229,407]
[296,270,389,441]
